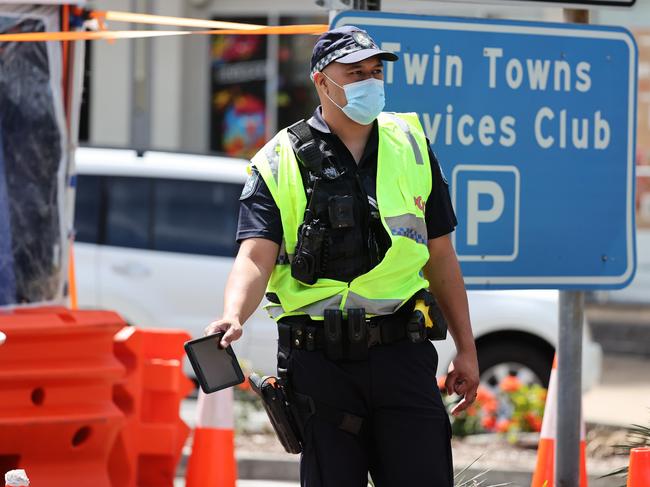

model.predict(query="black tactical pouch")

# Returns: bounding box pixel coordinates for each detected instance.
[324,309,344,361]
[291,220,326,285]
[347,308,368,361]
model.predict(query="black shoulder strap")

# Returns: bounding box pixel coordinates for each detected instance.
[288,120,323,174]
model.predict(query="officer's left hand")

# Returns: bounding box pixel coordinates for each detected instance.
[445,350,480,416]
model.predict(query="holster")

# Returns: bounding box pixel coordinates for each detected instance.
[248,373,306,454]
[408,289,448,342]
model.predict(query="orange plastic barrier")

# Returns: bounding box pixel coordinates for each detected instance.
[0,307,126,487]
[627,447,650,487]
[109,327,194,487]
[185,388,237,487]
[531,356,588,487]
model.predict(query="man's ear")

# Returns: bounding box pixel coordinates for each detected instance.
[313,72,325,91]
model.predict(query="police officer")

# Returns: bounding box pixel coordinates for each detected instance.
[206,26,480,487]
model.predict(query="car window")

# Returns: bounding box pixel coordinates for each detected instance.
[153,179,241,257]
[74,174,101,244]
[105,177,152,249]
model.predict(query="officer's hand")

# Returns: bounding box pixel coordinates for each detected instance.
[445,350,480,416]
[204,318,243,348]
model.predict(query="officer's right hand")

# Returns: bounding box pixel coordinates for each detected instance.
[204,318,242,348]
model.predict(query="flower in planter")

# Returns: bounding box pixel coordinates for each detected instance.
[438,373,547,438]
[500,375,522,393]
[525,412,543,432]
[481,415,496,431]
[496,419,512,433]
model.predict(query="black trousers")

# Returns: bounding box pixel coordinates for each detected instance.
[284,339,454,487]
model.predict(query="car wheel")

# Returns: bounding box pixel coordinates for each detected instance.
[478,341,552,395]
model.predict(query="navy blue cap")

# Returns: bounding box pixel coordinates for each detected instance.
[310,26,398,79]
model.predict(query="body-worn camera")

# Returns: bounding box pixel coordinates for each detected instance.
[291,220,327,284]
[328,195,355,229]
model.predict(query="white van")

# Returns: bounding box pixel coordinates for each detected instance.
[73,147,602,392]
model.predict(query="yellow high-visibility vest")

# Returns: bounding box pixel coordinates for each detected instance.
[252,112,432,321]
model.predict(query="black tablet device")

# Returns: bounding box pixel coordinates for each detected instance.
[184,333,245,394]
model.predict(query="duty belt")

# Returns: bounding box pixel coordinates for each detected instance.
[281,315,407,349]
[277,303,414,362]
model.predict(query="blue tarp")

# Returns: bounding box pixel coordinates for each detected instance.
[0,7,65,305]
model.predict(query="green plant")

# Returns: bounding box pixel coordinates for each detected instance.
[453,456,511,487]
[367,457,511,487]
[600,419,650,486]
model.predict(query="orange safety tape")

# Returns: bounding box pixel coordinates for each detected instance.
[93,10,267,30]
[0,24,328,42]
[196,25,329,36]
[0,30,190,42]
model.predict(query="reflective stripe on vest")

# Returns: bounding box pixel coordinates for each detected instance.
[253,112,432,321]
[385,214,428,245]
[382,112,424,166]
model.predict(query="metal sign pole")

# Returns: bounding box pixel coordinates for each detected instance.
[556,290,585,486]
[557,11,589,486]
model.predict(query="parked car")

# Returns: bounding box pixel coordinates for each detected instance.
[73,147,602,391]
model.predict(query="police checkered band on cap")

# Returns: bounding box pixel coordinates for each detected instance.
[310,45,363,80]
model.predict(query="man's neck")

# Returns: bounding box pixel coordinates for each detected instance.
[321,105,374,162]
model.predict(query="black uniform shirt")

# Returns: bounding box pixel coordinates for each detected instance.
[237,107,457,247]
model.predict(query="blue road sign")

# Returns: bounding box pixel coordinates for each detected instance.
[332,11,638,289]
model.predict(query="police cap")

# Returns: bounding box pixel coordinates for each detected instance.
[310,25,398,80]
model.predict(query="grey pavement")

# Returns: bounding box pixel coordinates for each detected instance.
[583,354,650,427]
[582,305,650,425]
[586,304,650,357]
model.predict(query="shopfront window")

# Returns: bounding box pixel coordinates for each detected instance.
[277,16,324,130]
[209,15,325,159]
[209,17,268,159]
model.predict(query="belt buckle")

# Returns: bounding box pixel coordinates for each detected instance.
[367,320,381,348]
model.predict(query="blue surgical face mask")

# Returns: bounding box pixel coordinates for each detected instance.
[321,73,385,125]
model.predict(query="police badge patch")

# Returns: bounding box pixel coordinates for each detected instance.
[240,171,260,200]
[352,31,373,48]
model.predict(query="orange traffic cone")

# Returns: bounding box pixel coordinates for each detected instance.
[4,469,29,487]
[185,388,237,487]
[627,447,650,487]
[531,356,588,487]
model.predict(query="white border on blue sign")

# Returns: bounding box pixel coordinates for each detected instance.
[333,13,637,288]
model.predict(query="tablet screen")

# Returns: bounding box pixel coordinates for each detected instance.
[186,334,243,392]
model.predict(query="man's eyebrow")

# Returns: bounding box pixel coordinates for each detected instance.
[346,61,384,70]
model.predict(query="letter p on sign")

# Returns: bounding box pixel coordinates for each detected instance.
[452,165,520,262]
[467,180,504,246]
